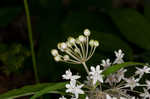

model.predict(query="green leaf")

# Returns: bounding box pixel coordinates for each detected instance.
[0,7,22,27]
[30,82,67,99]
[0,82,66,99]
[102,62,145,77]
[87,0,112,9]
[62,11,118,37]
[144,0,150,21]
[0,43,30,75]
[0,83,54,99]
[109,9,150,50]
[92,31,133,60]
[70,0,112,9]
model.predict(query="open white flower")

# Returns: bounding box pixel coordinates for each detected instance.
[146,80,150,89]
[136,66,150,78]
[105,74,117,85]
[106,94,117,99]
[120,97,126,99]
[59,96,67,99]
[142,65,150,73]
[101,59,111,69]
[106,94,112,99]
[131,97,135,99]
[140,88,150,99]
[62,69,80,80]
[116,68,127,82]
[70,97,77,99]
[85,96,89,99]
[124,77,140,90]
[113,49,124,64]
[89,65,103,85]
[66,80,84,98]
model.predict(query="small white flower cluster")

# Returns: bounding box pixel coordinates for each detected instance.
[51,29,99,64]
[99,50,150,99]
[51,29,150,99]
[89,65,103,85]
[102,49,126,85]
[61,69,84,99]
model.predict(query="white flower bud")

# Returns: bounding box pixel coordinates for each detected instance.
[51,49,58,56]
[63,55,70,61]
[57,43,61,49]
[75,38,80,44]
[60,42,67,50]
[89,40,95,46]
[57,42,67,51]
[94,40,99,47]
[74,48,79,53]
[54,56,61,62]
[78,35,86,42]
[68,37,76,44]
[66,41,72,47]
[84,29,91,36]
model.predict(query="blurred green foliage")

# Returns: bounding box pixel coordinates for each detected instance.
[110,8,150,50]
[0,7,22,27]
[0,0,148,79]
[0,0,149,98]
[0,43,30,75]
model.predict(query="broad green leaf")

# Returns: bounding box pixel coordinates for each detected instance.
[144,0,150,21]
[109,9,150,50]
[102,62,145,77]
[0,7,22,27]
[30,82,66,99]
[70,0,112,9]
[87,0,112,9]
[62,11,118,37]
[0,82,66,99]
[0,83,53,99]
[92,32,133,60]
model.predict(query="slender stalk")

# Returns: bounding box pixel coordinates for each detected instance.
[73,43,83,58]
[24,0,39,83]
[85,36,89,58]
[82,62,90,75]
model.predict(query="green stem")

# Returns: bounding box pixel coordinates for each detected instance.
[24,0,39,83]
[82,62,90,75]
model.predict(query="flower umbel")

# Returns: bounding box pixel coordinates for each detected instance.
[50,29,150,99]
[51,29,99,65]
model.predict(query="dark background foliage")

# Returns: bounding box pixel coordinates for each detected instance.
[0,0,149,98]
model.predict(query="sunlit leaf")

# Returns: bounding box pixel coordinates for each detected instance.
[30,82,66,99]
[0,82,66,99]
[102,62,145,77]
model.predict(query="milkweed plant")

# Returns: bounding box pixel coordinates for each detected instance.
[51,29,150,99]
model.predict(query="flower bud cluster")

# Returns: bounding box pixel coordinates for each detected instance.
[51,29,99,64]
